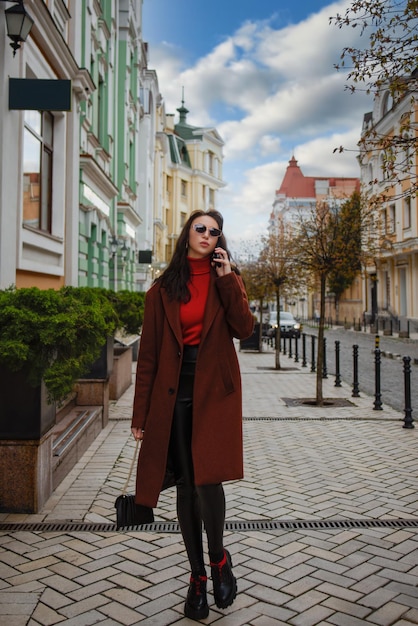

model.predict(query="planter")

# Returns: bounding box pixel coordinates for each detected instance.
[0,365,56,513]
[80,335,114,379]
[0,432,54,513]
[110,345,133,400]
[239,324,261,351]
[0,365,55,440]
[76,336,115,426]
[131,337,140,361]
[114,333,140,361]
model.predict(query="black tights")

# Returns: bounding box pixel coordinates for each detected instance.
[169,394,225,576]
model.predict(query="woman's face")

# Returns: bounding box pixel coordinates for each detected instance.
[188,215,221,259]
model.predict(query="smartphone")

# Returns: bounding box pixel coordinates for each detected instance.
[212,252,222,268]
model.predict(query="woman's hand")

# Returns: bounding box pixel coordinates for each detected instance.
[131,427,144,441]
[212,247,231,276]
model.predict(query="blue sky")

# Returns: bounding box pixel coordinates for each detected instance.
[142,0,371,254]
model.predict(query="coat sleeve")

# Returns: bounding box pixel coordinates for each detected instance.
[215,271,255,340]
[131,286,160,430]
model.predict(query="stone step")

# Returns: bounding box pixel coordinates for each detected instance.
[52,406,103,490]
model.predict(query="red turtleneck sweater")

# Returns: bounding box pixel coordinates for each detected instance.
[180,256,211,345]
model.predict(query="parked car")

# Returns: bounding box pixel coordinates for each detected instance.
[267,311,301,338]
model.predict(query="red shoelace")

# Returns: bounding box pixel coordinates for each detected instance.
[190,574,207,595]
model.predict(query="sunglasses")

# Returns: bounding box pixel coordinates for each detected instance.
[192,223,222,237]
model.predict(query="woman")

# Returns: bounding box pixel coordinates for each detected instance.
[131,210,254,620]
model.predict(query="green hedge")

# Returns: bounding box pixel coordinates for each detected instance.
[0,286,144,403]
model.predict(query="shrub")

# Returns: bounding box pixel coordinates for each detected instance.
[0,286,118,402]
[109,290,145,335]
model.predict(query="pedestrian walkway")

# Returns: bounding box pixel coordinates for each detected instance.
[1,345,418,625]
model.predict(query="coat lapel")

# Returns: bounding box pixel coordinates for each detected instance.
[160,289,183,348]
[200,272,222,348]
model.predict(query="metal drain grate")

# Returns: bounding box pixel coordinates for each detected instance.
[1,518,417,533]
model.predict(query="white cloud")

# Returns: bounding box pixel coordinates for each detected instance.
[259,135,282,156]
[219,126,362,246]
[148,0,372,241]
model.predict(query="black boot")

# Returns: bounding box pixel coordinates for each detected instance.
[184,574,209,621]
[210,549,237,609]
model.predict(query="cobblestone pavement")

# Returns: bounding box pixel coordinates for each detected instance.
[1,345,418,625]
[293,326,418,415]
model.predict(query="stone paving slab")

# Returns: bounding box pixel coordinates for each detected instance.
[1,344,418,625]
[1,525,418,625]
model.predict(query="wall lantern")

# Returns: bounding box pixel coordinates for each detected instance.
[1,1,34,56]
[120,241,128,262]
[110,236,129,262]
[110,235,119,258]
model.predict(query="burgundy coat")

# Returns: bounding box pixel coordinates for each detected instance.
[131,270,254,507]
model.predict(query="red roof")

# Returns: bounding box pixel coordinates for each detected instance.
[277,156,359,198]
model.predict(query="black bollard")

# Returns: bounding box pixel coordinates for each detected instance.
[335,340,342,387]
[294,335,299,363]
[283,334,287,355]
[302,333,307,367]
[373,348,383,410]
[288,335,293,359]
[322,337,328,378]
[402,356,414,429]
[311,335,316,372]
[352,344,360,397]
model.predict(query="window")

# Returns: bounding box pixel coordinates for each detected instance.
[98,76,106,145]
[208,151,214,174]
[403,196,411,229]
[402,132,411,173]
[388,204,395,233]
[382,208,388,234]
[181,180,187,197]
[379,153,386,181]
[23,110,53,232]
[381,91,393,117]
[209,188,215,207]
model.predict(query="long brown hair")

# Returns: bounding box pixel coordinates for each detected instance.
[157,210,231,302]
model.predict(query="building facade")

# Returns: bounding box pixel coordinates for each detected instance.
[270,156,361,321]
[0,0,86,289]
[0,1,224,295]
[0,0,145,291]
[150,98,225,283]
[360,79,418,331]
[78,0,146,292]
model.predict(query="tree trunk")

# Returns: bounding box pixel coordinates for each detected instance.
[275,288,281,370]
[259,297,264,351]
[316,274,326,405]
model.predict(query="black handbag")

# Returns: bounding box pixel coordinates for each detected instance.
[115,439,154,529]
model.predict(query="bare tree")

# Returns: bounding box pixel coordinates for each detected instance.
[241,259,272,351]
[327,191,363,320]
[292,194,376,405]
[331,1,418,200]
[259,225,303,369]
